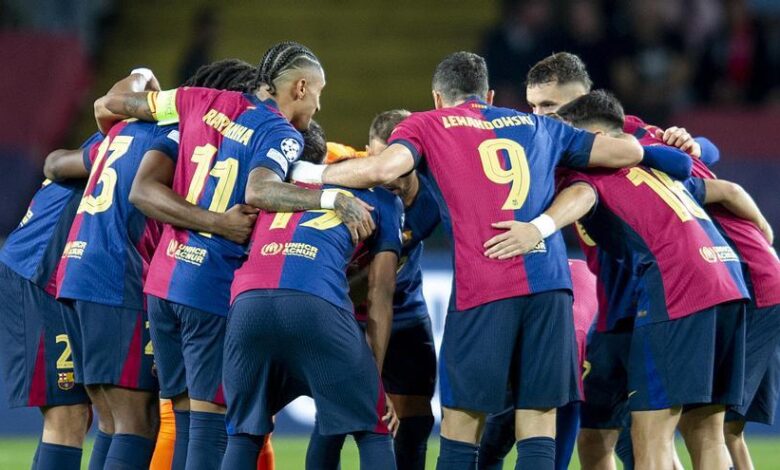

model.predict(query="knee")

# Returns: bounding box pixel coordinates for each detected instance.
[515,408,556,441]
[42,404,91,446]
[441,407,485,444]
[577,428,618,463]
[190,398,227,414]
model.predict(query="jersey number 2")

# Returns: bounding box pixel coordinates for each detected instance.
[478,138,531,210]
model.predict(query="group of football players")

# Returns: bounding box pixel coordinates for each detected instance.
[0,39,777,470]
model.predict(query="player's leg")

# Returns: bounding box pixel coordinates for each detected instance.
[678,405,731,469]
[478,406,516,470]
[305,417,347,470]
[630,408,681,468]
[577,428,620,470]
[150,398,177,470]
[147,295,190,470]
[723,419,752,470]
[513,290,580,470]
[257,434,275,470]
[613,426,634,469]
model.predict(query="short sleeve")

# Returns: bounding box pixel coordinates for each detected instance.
[80,132,105,172]
[404,174,440,244]
[683,177,707,205]
[148,125,180,162]
[387,114,426,167]
[540,116,596,169]
[368,189,404,257]
[250,123,304,180]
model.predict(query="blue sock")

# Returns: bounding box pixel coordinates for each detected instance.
[172,410,190,470]
[305,423,346,470]
[31,440,41,470]
[221,434,264,470]
[37,443,82,470]
[615,427,635,470]
[187,411,227,470]
[436,436,478,470]
[104,433,155,469]
[353,431,396,470]
[514,437,555,470]
[88,431,112,470]
[555,403,580,470]
[395,416,434,470]
[479,408,515,470]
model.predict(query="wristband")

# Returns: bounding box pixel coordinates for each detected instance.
[530,214,556,238]
[130,67,154,82]
[320,190,338,210]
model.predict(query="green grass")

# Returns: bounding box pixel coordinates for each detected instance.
[1,436,779,469]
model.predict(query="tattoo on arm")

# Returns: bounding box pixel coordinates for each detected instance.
[334,196,367,224]
[123,95,154,120]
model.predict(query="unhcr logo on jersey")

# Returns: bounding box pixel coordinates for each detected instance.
[166,240,207,266]
[62,241,87,259]
[261,242,318,260]
[699,245,739,263]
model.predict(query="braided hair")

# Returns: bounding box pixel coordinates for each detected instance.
[183,58,256,92]
[299,120,326,164]
[254,41,321,95]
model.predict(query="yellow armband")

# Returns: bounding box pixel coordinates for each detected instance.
[149,89,179,125]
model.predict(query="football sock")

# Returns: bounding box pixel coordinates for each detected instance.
[353,431,396,470]
[221,433,264,470]
[257,434,275,470]
[88,431,112,470]
[150,402,176,470]
[104,433,155,469]
[171,410,190,470]
[515,437,555,470]
[187,411,227,470]
[615,427,635,470]
[479,408,515,469]
[36,442,82,470]
[436,436,478,470]
[555,402,580,470]
[394,415,434,470]
[305,425,345,470]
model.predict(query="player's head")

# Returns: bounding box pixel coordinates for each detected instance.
[367,109,411,156]
[431,52,494,109]
[556,90,625,136]
[183,58,256,91]
[526,52,592,115]
[299,119,327,164]
[255,41,325,131]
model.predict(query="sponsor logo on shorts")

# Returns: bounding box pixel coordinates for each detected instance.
[62,241,87,259]
[166,240,207,266]
[699,245,739,263]
[628,390,638,398]
[57,372,75,391]
[260,242,318,260]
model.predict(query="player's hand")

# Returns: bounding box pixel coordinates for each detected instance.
[383,395,400,436]
[334,194,375,245]
[217,204,259,244]
[656,127,701,158]
[484,221,543,259]
[145,74,161,92]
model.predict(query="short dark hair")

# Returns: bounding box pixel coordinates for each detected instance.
[432,51,489,103]
[255,41,321,95]
[556,90,625,131]
[368,109,411,143]
[183,58,256,91]
[299,120,326,164]
[526,52,593,90]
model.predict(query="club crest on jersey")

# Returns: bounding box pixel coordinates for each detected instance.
[281,138,301,161]
[57,372,75,391]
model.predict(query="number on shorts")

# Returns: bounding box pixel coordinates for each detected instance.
[144,321,153,356]
[55,334,74,369]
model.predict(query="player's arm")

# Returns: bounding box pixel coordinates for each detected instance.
[290,143,416,188]
[699,178,773,244]
[484,182,597,259]
[365,251,398,374]
[129,151,258,244]
[43,148,90,181]
[586,133,644,168]
[246,168,375,244]
[94,70,161,133]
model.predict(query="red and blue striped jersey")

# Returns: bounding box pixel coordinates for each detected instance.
[143,88,304,316]
[389,98,595,311]
[560,166,749,326]
[56,121,179,309]
[231,185,404,312]
[0,133,104,295]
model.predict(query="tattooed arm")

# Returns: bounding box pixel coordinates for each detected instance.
[246,167,376,244]
[95,91,155,133]
[94,72,160,133]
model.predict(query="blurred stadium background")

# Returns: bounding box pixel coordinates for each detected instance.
[0,0,778,468]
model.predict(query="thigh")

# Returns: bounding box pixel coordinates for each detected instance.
[381,317,436,398]
[147,296,186,399]
[178,305,227,404]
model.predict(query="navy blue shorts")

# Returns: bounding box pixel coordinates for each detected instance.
[726,304,780,425]
[360,316,436,398]
[628,302,746,411]
[62,299,157,390]
[439,290,580,413]
[224,289,388,436]
[580,327,632,430]
[0,263,88,408]
[147,296,226,404]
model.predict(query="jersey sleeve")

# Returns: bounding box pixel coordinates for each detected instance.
[367,189,404,257]
[405,174,440,244]
[540,116,596,169]
[80,132,105,171]
[387,114,426,167]
[640,145,692,180]
[148,125,180,162]
[696,137,720,167]
[683,177,707,205]
[249,123,304,180]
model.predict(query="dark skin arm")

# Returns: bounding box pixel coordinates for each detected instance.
[246,167,376,244]
[95,74,159,133]
[129,151,258,244]
[43,148,90,181]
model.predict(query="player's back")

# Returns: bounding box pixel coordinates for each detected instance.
[231,185,403,312]
[390,99,594,311]
[56,120,178,309]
